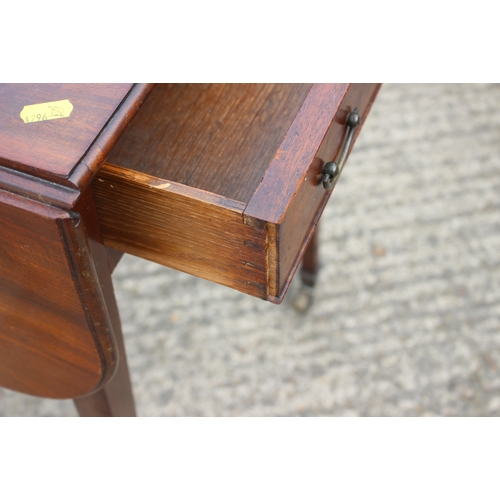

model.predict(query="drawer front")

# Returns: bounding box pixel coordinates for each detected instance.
[245,83,381,301]
[93,84,380,302]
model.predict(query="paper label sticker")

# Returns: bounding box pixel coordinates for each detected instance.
[20,99,73,124]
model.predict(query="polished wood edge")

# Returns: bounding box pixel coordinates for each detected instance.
[58,213,119,395]
[0,185,72,220]
[0,164,80,210]
[98,163,247,213]
[265,222,279,298]
[244,83,350,225]
[74,193,135,414]
[68,84,156,191]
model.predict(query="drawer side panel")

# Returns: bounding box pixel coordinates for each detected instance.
[93,165,268,298]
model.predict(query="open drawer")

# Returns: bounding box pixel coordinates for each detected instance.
[92,83,380,303]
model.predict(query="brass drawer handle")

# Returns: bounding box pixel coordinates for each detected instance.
[322,108,360,190]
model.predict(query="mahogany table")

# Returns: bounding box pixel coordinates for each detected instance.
[0,84,380,416]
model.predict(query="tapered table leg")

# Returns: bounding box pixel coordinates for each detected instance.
[73,321,135,417]
[300,225,320,288]
[73,246,135,417]
[73,194,135,417]
[293,224,320,313]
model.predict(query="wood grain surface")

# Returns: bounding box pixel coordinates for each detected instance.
[93,164,268,298]
[0,188,119,398]
[0,83,155,201]
[106,83,312,203]
[96,84,381,302]
[0,84,133,178]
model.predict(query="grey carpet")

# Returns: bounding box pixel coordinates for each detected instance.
[2,83,499,416]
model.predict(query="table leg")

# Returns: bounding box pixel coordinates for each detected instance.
[293,224,320,312]
[73,197,135,417]
[73,286,135,417]
[300,224,320,288]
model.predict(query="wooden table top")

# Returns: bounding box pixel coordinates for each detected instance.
[0,84,154,202]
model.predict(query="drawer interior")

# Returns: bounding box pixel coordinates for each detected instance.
[105,84,313,204]
[93,83,380,302]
